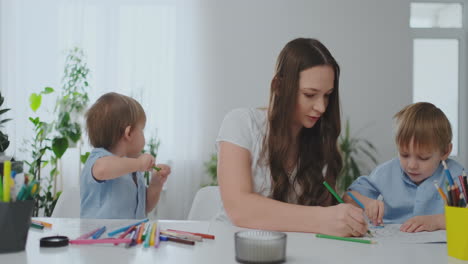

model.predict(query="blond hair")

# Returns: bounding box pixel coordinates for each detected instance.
[86,92,146,149]
[394,102,451,154]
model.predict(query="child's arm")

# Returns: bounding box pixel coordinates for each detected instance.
[400,214,445,232]
[146,164,171,214]
[343,191,384,226]
[93,153,155,181]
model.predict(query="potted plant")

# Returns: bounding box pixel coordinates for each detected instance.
[202,153,218,187]
[336,119,378,194]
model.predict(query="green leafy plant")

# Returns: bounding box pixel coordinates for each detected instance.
[143,136,161,185]
[25,47,91,216]
[26,87,61,216]
[0,92,12,153]
[54,47,90,149]
[202,153,218,187]
[337,119,378,194]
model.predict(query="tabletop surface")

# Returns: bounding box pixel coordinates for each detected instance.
[0,217,456,264]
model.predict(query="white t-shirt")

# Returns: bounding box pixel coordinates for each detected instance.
[215,108,298,222]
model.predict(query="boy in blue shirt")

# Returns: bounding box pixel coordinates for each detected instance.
[344,102,464,232]
[80,92,171,219]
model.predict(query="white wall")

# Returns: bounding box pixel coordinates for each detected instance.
[193,0,411,172]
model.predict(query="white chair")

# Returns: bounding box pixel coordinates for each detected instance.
[187,186,222,221]
[52,186,81,218]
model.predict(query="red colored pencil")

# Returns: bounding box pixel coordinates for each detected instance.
[167,229,215,240]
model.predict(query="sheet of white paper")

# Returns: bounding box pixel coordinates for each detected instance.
[369,224,446,244]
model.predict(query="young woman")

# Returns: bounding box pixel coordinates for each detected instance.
[216,38,367,237]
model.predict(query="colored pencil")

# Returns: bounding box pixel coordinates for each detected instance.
[160,231,202,242]
[434,181,448,205]
[149,223,156,247]
[107,219,149,237]
[442,160,455,186]
[91,226,106,239]
[155,223,160,248]
[143,223,152,248]
[316,234,376,244]
[167,236,195,245]
[30,222,44,230]
[32,220,52,228]
[323,181,344,203]
[137,222,145,244]
[77,227,102,240]
[167,229,215,240]
[115,225,136,246]
[70,238,131,245]
[126,229,138,248]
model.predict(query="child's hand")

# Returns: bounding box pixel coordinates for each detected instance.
[400,215,445,232]
[137,153,156,172]
[149,164,171,187]
[363,198,384,226]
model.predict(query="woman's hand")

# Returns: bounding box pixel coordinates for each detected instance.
[320,204,368,237]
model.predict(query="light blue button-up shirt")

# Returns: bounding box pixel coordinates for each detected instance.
[348,158,464,224]
[80,148,147,219]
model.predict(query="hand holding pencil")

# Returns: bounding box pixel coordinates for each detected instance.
[346,192,384,226]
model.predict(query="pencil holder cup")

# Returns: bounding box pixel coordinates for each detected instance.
[0,200,34,253]
[235,230,286,264]
[446,206,468,260]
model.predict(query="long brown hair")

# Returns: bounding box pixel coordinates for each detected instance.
[263,38,342,206]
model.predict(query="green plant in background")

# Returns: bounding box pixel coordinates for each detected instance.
[54,47,90,149]
[202,153,218,187]
[25,47,91,216]
[26,87,60,216]
[337,119,378,194]
[49,47,90,196]
[0,92,12,153]
[143,136,161,185]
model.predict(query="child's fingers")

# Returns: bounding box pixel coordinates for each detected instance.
[414,225,426,233]
[377,202,384,225]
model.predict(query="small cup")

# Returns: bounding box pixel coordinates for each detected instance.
[235,230,286,264]
[446,206,468,261]
[0,200,34,253]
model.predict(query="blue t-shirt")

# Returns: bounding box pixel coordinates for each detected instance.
[80,148,147,219]
[348,158,464,224]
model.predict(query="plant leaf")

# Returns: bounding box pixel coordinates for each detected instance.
[29,93,42,112]
[43,87,55,94]
[52,137,68,158]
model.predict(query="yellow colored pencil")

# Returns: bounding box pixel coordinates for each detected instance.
[150,223,156,246]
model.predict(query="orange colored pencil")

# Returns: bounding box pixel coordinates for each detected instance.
[32,220,52,228]
[433,181,447,205]
[137,223,145,244]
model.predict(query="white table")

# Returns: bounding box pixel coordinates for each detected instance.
[0,218,455,264]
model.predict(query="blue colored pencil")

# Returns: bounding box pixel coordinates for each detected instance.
[347,192,365,209]
[107,219,149,237]
[442,160,455,187]
[92,226,106,239]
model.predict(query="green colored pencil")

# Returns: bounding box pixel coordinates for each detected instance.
[316,234,376,244]
[323,181,344,203]
[152,166,161,172]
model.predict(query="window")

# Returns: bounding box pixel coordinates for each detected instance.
[411,1,467,163]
